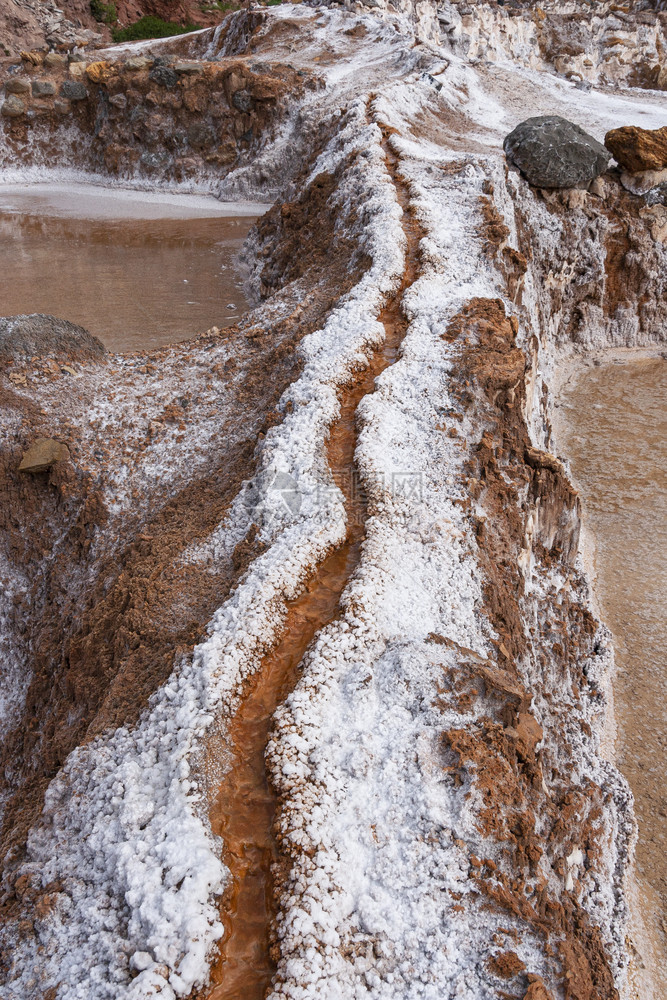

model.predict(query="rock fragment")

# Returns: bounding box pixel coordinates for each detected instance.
[86,61,113,85]
[605,125,667,173]
[620,168,667,196]
[173,61,203,75]
[149,64,178,89]
[232,89,253,113]
[31,79,56,97]
[4,78,31,94]
[60,80,88,101]
[44,52,67,67]
[125,56,153,71]
[1,95,26,117]
[504,115,610,189]
[18,439,70,474]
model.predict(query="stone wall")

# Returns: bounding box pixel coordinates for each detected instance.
[0,36,321,188]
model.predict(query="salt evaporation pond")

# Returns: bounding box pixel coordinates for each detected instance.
[0,183,264,352]
[557,354,667,993]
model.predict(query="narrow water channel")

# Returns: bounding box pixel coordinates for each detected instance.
[557,354,667,993]
[0,183,261,352]
[202,150,420,1000]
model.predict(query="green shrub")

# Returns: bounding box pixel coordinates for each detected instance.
[111,15,200,43]
[90,0,117,23]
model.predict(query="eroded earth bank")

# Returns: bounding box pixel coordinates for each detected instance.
[0,3,666,1000]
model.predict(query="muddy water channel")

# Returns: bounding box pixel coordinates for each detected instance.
[557,354,667,989]
[0,183,262,352]
[202,155,419,999]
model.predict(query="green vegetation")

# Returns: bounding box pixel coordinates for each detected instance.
[90,0,117,24]
[111,15,201,43]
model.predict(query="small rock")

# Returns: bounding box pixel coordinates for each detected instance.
[68,62,87,78]
[232,89,253,113]
[589,176,608,198]
[44,52,67,67]
[30,100,53,115]
[1,95,26,117]
[640,204,667,244]
[4,78,31,94]
[109,93,127,109]
[645,183,667,207]
[31,79,56,97]
[125,56,153,71]
[515,712,543,753]
[173,61,203,75]
[18,438,70,474]
[605,125,667,173]
[60,79,88,101]
[149,64,178,89]
[187,122,215,150]
[140,150,169,169]
[504,115,610,189]
[20,50,43,66]
[559,187,587,210]
[620,167,667,196]
[86,61,114,85]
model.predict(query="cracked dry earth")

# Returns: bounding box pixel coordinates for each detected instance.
[0,4,666,1000]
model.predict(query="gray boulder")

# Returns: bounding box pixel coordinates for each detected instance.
[504,115,611,189]
[0,314,106,361]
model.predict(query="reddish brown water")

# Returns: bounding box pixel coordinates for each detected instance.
[558,354,667,996]
[0,187,257,352]
[203,159,419,1000]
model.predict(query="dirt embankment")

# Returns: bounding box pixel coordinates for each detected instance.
[447,151,667,997]
[439,294,618,1000]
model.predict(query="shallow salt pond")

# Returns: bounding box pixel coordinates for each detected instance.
[557,354,667,992]
[0,183,264,353]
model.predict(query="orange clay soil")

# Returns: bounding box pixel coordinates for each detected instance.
[202,146,421,1000]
